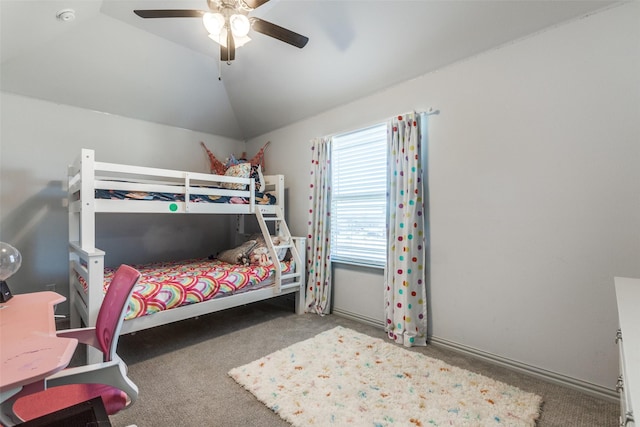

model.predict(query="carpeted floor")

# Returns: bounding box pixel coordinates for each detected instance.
[105,296,617,427]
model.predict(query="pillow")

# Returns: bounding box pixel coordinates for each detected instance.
[222,163,251,190]
[215,240,258,266]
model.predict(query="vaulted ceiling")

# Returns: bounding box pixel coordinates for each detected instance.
[0,0,617,140]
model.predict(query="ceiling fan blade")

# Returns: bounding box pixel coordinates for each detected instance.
[250,18,309,49]
[242,0,271,9]
[133,10,205,19]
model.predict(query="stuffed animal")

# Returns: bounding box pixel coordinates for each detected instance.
[249,246,271,266]
[245,234,291,265]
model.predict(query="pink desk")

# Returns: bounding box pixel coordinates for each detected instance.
[0,292,78,403]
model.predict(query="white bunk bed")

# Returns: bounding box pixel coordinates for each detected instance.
[68,148,305,342]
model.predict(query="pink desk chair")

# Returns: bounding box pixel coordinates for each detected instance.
[1,265,141,425]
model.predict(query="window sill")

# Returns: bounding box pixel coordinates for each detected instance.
[331,259,385,270]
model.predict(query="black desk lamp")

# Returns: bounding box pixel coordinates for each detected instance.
[0,242,22,302]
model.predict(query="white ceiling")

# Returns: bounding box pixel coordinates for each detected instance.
[0,0,617,140]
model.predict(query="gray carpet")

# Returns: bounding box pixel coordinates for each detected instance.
[105,296,617,427]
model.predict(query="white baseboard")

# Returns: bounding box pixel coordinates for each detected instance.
[332,308,385,329]
[430,335,619,403]
[331,309,618,403]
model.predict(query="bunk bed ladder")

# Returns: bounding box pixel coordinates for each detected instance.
[255,207,303,296]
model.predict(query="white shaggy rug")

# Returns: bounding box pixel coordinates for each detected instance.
[229,326,542,427]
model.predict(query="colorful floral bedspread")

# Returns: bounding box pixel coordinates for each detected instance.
[84,258,292,320]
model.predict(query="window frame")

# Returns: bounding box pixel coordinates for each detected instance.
[330,122,388,269]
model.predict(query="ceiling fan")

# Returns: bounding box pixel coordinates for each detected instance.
[134,0,309,63]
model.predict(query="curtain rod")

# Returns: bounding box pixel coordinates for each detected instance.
[323,107,439,140]
[399,108,439,117]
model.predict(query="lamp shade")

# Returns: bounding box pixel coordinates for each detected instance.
[230,14,250,38]
[0,242,22,281]
[203,12,225,36]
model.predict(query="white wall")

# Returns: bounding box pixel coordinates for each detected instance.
[247,2,640,391]
[0,94,242,312]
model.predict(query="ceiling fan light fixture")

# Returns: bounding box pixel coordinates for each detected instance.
[203,12,225,36]
[133,0,309,62]
[229,14,250,37]
[208,28,251,48]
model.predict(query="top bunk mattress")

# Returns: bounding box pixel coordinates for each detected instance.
[95,188,277,205]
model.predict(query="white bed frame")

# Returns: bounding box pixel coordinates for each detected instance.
[68,148,305,341]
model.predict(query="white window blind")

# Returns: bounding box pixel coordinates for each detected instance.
[331,123,387,268]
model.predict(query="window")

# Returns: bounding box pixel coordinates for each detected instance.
[331,123,387,268]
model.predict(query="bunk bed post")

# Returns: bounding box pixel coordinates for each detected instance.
[249,179,255,211]
[274,175,284,235]
[79,149,96,251]
[68,149,106,364]
[68,161,80,328]
[293,236,306,315]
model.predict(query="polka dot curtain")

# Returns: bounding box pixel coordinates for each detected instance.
[384,113,428,347]
[304,137,332,315]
